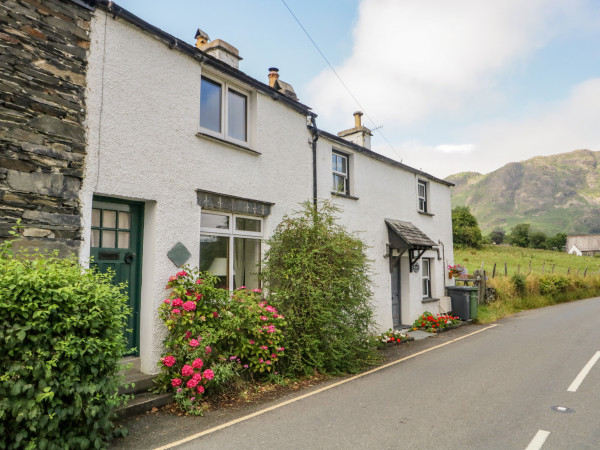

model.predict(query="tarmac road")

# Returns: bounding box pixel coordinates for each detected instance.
[112,296,600,449]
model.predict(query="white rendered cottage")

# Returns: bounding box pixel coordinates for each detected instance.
[315,113,454,329]
[80,2,454,374]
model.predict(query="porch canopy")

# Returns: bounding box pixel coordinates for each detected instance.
[385,219,436,272]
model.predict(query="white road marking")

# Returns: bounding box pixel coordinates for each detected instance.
[567,351,600,392]
[525,430,550,450]
[153,324,498,450]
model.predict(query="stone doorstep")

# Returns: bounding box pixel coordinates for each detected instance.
[118,356,141,378]
[119,372,156,396]
[116,392,174,420]
[116,356,175,419]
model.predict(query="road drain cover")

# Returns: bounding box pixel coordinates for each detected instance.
[551,406,574,413]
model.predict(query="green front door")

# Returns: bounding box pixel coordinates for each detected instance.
[90,198,143,356]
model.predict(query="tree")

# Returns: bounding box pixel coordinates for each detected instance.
[508,223,531,247]
[528,230,548,249]
[546,232,567,251]
[488,229,505,245]
[260,201,376,375]
[452,206,483,248]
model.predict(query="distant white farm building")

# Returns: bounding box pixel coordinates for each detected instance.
[566,235,600,256]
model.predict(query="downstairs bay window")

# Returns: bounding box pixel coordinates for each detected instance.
[200,212,262,290]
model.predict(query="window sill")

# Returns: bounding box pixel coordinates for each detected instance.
[196,132,261,156]
[422,297,439,304]
[418,211,435,217]
[331,191,359,201]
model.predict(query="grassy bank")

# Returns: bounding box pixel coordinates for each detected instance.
[475,272,600,323]
[454,245,600,277]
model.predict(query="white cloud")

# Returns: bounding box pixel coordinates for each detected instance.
[308,0,587,131]
[435,144,475,154]
[377,78,600,178]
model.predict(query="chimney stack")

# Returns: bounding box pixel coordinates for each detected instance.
[268,67,279,88]
[354,111,363,128]
[194,28,242,69]
[266,67,298,101]
[338,111,372,149]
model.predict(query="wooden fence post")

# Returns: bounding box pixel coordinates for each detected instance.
[504,262,507,277]
[584,267,588,277]
[517,264,520,273]
[567,266,570,275]
[492,263,496,278]
[552,264,555,273]
[529,261,532,274]
[542,261,545,274]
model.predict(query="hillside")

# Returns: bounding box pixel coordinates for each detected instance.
[446,149,600,235]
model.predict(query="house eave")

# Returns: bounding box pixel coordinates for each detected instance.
[87,1,314,117]
[320,130,453,187]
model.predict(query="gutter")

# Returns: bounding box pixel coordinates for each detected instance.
[318,129,454,187]
[87,1,313,116]
[307,113,319,207]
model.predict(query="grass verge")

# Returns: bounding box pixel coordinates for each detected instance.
[476,275,600,324]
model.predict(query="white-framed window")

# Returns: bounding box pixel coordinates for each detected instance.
[422,258,431,298]
[417,180,428,213]
[332,151,350,195]
[200,75,248,145]
[200,211,262,290]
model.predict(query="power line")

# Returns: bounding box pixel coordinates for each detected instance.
[280,0,403,161]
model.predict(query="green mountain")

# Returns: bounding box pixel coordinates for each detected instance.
[446,149,600,236]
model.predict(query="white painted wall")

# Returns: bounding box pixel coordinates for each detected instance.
[81,9,455,373]
[82,11,312,373]
[317,136,454,328]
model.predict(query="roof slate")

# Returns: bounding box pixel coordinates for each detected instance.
[385,219,436,248]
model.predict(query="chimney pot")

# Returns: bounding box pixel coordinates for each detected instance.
[195,28,210,48]
[268,67,279,87]
[354,111,363,128]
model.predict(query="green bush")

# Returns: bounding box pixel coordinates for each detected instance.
[510,273,527,297]
[538,275,570,296]
[0,239,130,449]
[261,201,377,375]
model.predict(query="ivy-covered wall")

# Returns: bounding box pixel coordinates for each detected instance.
[0,0,91,256]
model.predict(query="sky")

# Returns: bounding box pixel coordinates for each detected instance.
[113,0,600,178]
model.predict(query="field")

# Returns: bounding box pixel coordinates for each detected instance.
[453,245,600,277]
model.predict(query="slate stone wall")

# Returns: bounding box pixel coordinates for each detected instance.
[0,0,91,256]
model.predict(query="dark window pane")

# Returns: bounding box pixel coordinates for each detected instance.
[200,78,222,132]
[201,212,229,229]
[200,235,229,289]
[227,89,247,141]
[236,217,261,232]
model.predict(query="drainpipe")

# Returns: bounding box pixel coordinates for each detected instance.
[438,239,446,286]
[307,114,319,207]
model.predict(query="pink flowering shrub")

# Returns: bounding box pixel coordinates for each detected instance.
[220,288,286,374]
[155,267,286,414]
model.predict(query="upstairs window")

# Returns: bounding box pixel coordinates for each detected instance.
[418,180,428,213]
[200,76,248,144]
[332,151,349,195]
